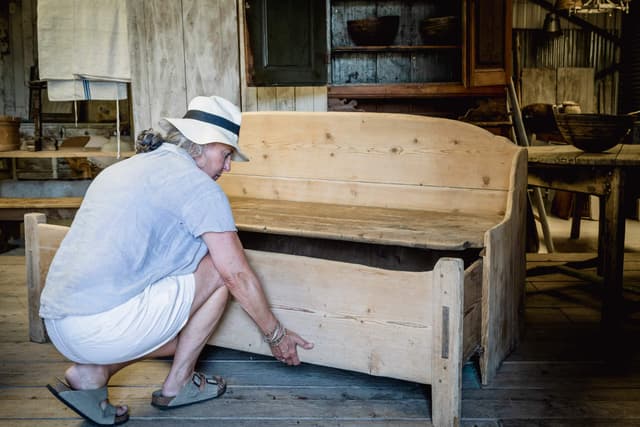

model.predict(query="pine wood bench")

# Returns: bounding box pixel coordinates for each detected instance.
[25,111,527,426]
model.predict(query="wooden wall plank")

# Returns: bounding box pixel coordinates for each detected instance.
[294,87,315,111]
[244,86,258,112]
[0,2,8,115]
[313,86,328,111]
[377,53,410,84]
[0,1,15,116]
[19,0,36,118]
[127,0,152,133]
[21,0,36,66]
[144,0,187,130]
[521,68,556,107]
[275,87,295,111]
[557,67,595,113]
[182,0,240,106]
[329,1,347,47]
[237,0,254,112]
[248,86,326,113]
[256,87,277,111]
[333,53,376,84]
[10,0,26,117]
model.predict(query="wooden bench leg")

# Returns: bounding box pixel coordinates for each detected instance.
[25,213,48,343]
[431,258,464,427]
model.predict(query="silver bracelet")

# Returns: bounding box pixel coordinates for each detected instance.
[269,328,288,347]
[263,321,287,346]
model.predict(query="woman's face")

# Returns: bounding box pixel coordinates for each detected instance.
[196,142,233,181]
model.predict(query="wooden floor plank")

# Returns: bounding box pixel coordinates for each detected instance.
[2,253,640,426]
[0,421,500,427]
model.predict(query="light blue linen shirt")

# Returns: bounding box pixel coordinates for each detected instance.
[40,144,236,319]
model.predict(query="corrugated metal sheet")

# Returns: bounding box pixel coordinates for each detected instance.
[513,0,624,113]
[513,0,624,30]
[627,6,640,112]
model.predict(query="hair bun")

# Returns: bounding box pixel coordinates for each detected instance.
[135,129,164,153]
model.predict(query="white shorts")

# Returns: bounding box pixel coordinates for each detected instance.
[45,273,196,365]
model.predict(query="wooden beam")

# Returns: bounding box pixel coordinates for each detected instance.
[528,166,612,195]
[327,84,506,99]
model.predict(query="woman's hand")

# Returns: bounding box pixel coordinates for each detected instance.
[270,329,314,366]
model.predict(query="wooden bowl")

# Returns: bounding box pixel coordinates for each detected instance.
[347,16,400,46]
[420,16,458,45]
[553,110,633,152]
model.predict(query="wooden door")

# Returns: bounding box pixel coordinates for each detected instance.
[468,0,512,87]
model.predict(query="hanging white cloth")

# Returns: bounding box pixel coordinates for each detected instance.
[37,0,130,101]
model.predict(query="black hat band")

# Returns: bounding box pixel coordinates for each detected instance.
[183,110,240,136]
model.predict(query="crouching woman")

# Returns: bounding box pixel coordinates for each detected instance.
[40,95,313,425]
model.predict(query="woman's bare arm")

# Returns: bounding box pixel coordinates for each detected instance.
[202,231,313,364]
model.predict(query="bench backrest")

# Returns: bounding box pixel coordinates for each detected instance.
[220,112,525,216]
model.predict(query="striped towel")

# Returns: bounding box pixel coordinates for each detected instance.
[47,80,128,102]
[38,0,130,101]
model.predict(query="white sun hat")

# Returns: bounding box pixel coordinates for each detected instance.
[159,95,248,162]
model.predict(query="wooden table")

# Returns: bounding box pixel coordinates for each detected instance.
[527,144,640,342]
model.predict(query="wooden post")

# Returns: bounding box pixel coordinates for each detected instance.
[601,168,626,351]
[25,213,47,343]
[431,258,464,427]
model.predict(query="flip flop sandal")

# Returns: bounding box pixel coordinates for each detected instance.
[151,372,226,409]
[46,378,129,426]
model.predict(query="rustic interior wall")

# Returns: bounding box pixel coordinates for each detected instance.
[521,67,595,112]
[127,0,240,135]
[512,0,621,114]
[127,0,328,134]
[0,0,35,120]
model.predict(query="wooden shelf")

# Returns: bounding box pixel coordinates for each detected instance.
[328,83,507,99]
[0,149,135,159]
[332,45,461,53]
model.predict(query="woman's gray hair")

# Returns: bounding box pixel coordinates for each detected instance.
[136,125,203,158]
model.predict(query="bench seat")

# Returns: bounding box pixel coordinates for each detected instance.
[0,197,82,220]
[231,197,503,250]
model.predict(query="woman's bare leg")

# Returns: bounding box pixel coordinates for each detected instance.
[64,253,228,410]
[158,254,228,396]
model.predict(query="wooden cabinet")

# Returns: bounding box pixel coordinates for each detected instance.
[328,0,512,99]
[244,0,327,86]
